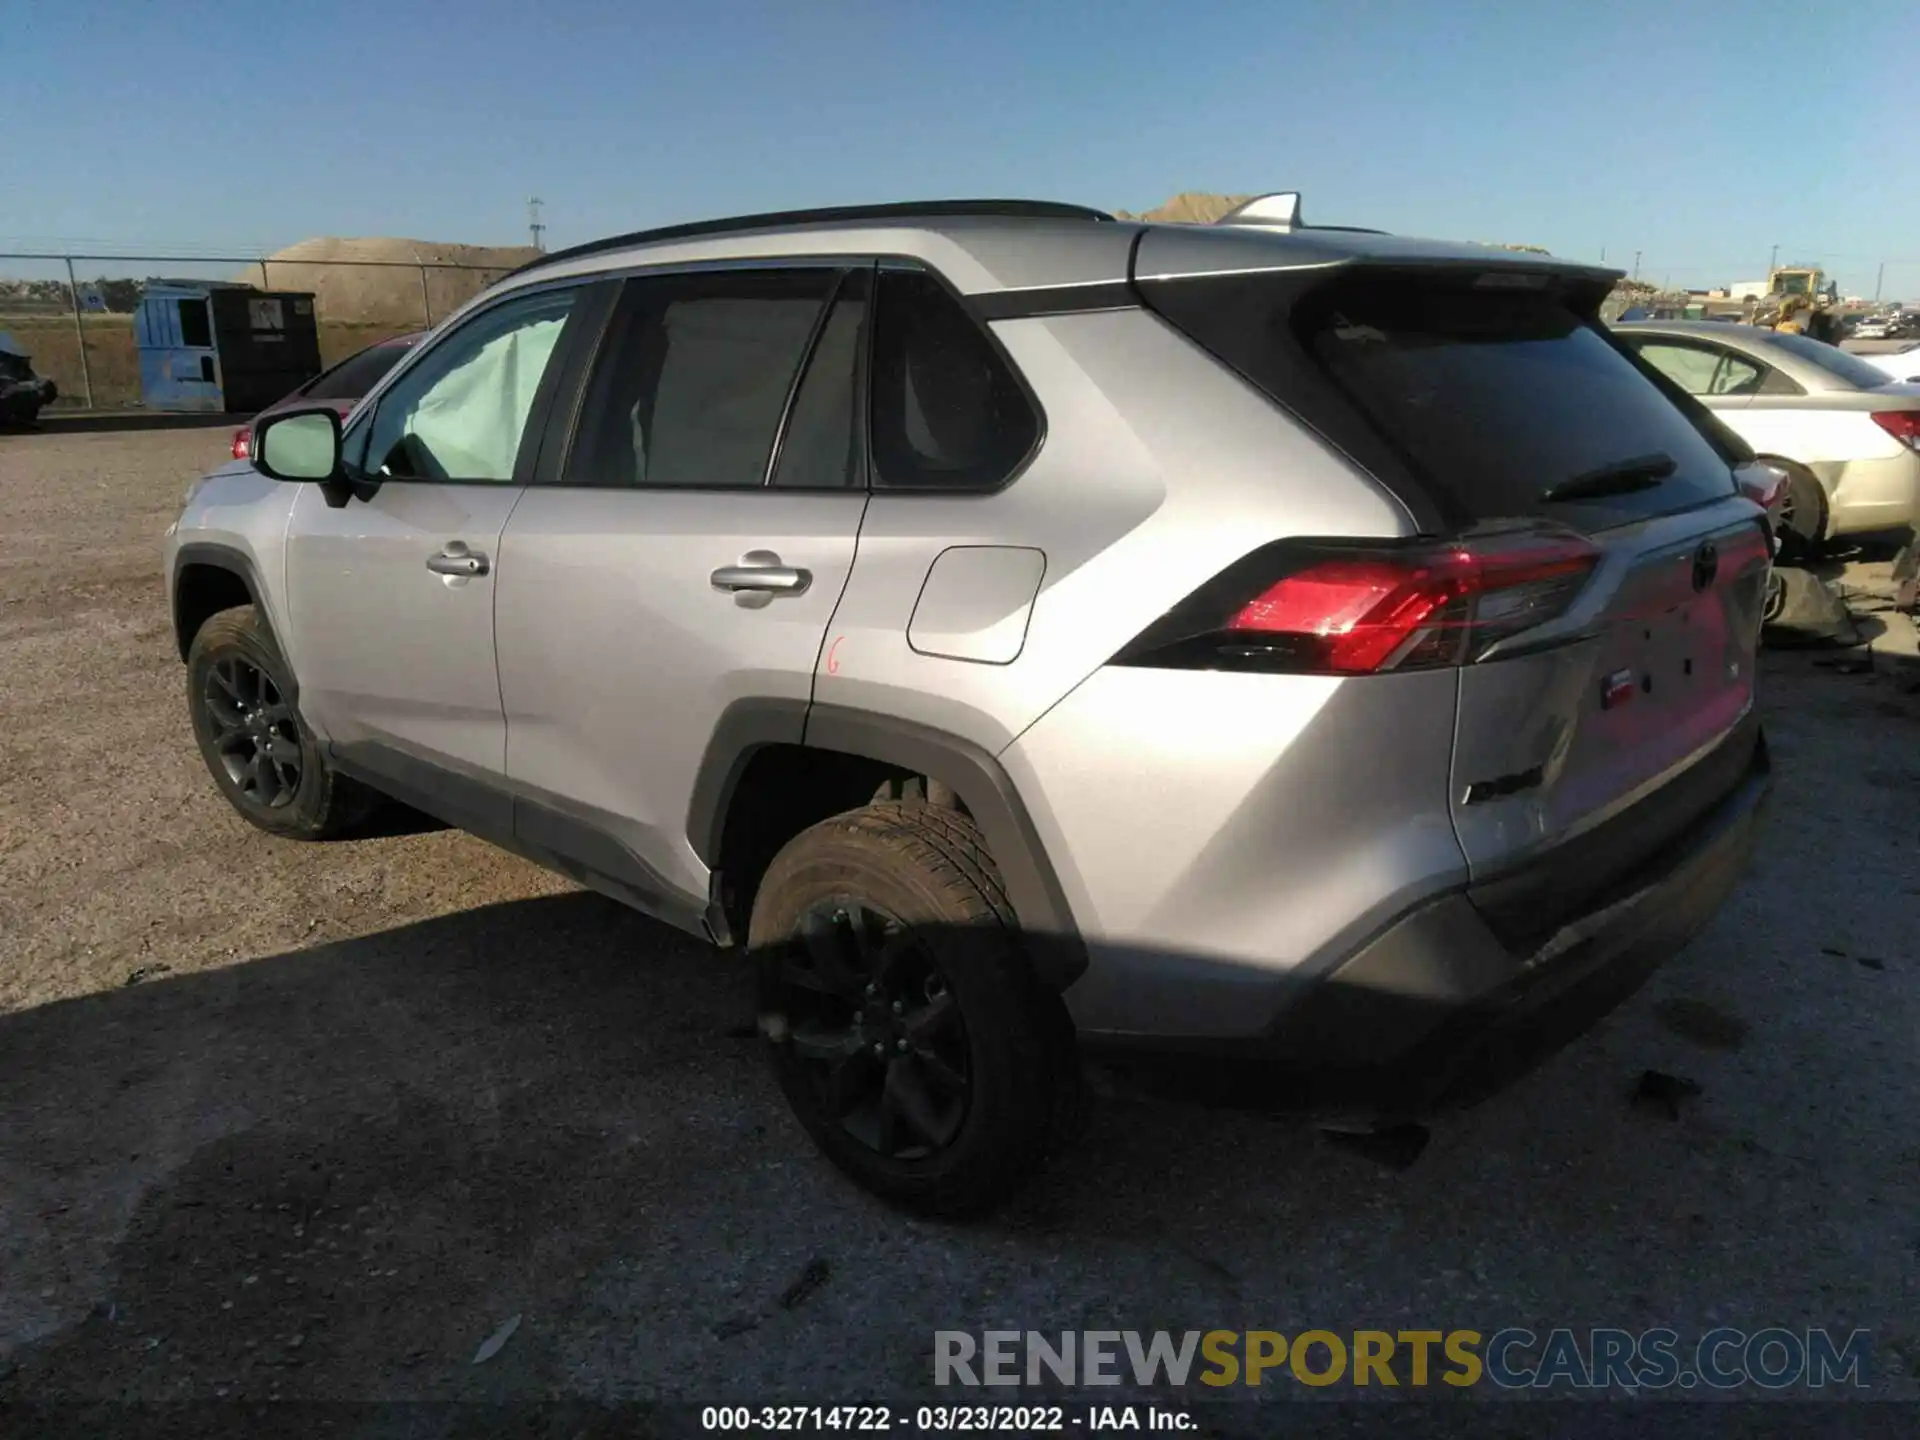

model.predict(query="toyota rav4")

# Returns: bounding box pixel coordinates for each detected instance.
[166,194,1774,1215]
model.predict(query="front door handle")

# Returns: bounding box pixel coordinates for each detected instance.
[427,545,489,578]
[710,550,811,595]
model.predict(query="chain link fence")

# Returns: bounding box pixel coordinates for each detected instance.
[0,253,520,411]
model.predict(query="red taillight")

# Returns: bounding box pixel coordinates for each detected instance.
[1119,531,1601,675]
[1871,411,1920,449]
[232,427,251,460]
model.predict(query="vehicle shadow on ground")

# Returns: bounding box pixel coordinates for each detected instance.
[0,873,1906,1403]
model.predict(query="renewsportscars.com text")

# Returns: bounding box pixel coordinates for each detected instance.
[933,1328,1871,1391]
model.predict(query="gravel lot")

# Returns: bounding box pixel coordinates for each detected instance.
[1,427,1916,1415]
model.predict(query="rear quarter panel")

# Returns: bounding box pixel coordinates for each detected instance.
[812,307,1413,756]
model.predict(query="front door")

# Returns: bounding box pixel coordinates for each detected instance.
[282,283,583,832]
[495,265,870,921]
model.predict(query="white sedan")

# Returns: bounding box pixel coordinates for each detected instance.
[1860,342,1920,386]
[1614,321,1920,548]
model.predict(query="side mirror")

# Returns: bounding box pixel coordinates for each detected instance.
[251,405,364,508]
[253,407,341,481]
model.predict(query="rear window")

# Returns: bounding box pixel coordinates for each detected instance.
[1300,277,1739,529]
[1147,270,1740,532]
[1759,332,1899,391]
[305,340,413,401]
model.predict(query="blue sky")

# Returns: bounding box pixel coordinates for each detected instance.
[3,0,1914,298]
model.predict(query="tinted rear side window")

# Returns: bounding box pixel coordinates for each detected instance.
[568,268,839,489]
[305,340,413,401]
[1300,278,1736,529]
[869,269,1038,491]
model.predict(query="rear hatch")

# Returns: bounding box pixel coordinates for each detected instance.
[1138,242,1770,951]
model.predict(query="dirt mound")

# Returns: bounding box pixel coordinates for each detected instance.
[252,237,541,326]
[1113,192,1253,223]
[1114,194,1548,253]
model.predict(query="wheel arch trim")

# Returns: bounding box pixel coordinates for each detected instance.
[171,542,277,664]
[687,699,1088,990]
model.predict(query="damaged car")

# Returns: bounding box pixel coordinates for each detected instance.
[0,332,58,425]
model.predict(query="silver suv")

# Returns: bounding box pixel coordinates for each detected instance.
[166,195,1773,1215]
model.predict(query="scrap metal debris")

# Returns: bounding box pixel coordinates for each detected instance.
[1631,1070,1702,1120]
[1319,1122,1431,1171]
[778,1257,831,1311]
[470,1312,521,1366]
[1763,567,1860,649]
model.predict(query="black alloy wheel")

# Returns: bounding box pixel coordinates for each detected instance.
[772,899,972,1160]
[200,654,304,809]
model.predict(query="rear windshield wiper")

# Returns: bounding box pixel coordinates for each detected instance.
[1539,452,1676,503]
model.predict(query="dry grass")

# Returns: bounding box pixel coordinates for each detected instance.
[1,314,430,412]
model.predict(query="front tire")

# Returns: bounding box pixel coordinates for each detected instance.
[749,802,1072,1217]
[186,605,376,840]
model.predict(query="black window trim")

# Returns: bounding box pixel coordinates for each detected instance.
[767,262,876,492]
[762,266,854,488]
[537,253,1048,498]
[343,274,605,489]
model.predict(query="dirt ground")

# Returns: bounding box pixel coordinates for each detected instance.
[1,428,1917,1418]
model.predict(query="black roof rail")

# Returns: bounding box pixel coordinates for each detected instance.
[506,199,1115,281]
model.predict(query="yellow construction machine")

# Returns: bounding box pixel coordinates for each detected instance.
[1753,264,1839,336]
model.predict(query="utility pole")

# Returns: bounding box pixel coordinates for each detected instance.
[1632,250,1641,280]
[1875,261,1884,303]
[1769,243,1779,275]
[1600,246,1607,264]
[528,197,546,253]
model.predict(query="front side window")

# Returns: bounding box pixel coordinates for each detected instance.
[567,268,839,489]
[363,286,576,483]
[869,268,1039,491]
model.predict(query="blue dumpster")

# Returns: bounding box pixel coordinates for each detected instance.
[135,281,322,412]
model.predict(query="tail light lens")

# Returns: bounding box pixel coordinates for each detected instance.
[1115,529,1601,675]
[1871,411,1920,450]
[232,427,252,460]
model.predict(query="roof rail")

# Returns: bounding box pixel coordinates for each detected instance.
[507,199,1115,280]
[1212,192,1389,237]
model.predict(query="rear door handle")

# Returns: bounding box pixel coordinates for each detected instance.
[427,546,489,577]
[710,550,811,595]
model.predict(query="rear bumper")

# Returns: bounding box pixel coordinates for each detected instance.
[1823,452,1920,537]
[1084,724,1771,1116]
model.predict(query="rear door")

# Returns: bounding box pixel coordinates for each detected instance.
[493,264,870,921]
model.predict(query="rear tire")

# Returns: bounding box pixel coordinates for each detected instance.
[749,802,1073,1217]
[186,605,378,840]
[1768,458,1828,559]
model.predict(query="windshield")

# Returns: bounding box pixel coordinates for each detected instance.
[1762,332,1904,390]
